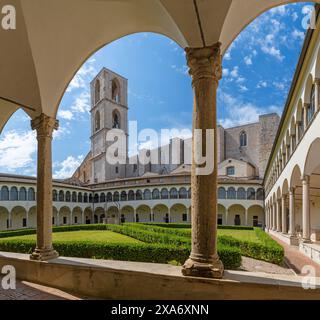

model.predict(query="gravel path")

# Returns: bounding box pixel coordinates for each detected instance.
[239,256,295,275]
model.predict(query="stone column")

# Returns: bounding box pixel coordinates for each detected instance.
[281,195,287,234]
[276,199,281,232]
[303,103,309,129]
[273,202,277,231]
[182,43,224,279]
[302,175,311,242]
[30,113,59,261]
[245,208,248,226]
[289,187,295,236]
[81,210,84,224]
[296,122,301,144]
[26,210,29,228]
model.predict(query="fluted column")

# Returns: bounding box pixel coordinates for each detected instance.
[182,43,224,279]
[302,175,311,242]
[273,202,277,231]
[30,114,59,261]
[281,195,287,234]
[289,187,295,236]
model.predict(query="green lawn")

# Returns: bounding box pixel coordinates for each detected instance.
[0,230,142,244]
[217,229,261,243]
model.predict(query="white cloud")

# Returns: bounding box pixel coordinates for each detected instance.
[171,64,188,75]
[224,51,231,60]
[292,29,305,40]
[230,66,239,78]
[238,85,248,92]
[292,12,299,21]
[71,91,91,114]
[0,131,36,170]
[53,155,84,179]
[257,80,268,88]
[244,56,252,65]
[222,68,229,77]
[273,81,286,91]
[218,92,281,128]
[58,109,73,120]
[261,45,284,61]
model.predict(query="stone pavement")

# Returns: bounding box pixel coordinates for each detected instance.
[0,280,85,300]
[271,235,320,277]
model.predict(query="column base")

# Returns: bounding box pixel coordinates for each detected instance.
[182,257,224,279]
[30,248,59,261]
[302,238,311,244]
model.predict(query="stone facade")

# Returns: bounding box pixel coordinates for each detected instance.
[72,68,280,185]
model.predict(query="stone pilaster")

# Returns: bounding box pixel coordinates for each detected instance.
[182,43,224,279]
[30,113,59,261]
[302,175,311,242]
[276,199,281,232]
[315,78,320,112]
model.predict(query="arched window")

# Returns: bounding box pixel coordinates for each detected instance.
[72,192,77,202]
[59,190,64,202]
[111,79,120,103]
[256,188,264,200]
[121,191,127,201]
[28,188,35,201]
[247,188,256,200]
[170,188,178,199]
[94,79,100,104]
[188,188,191,199]
[107,192,113,202]
[112,111,120,129]
[94,194,99,203]
[128,190,135,201]
[89,194,93,203]
[136,190,142,200]
[237,187,246,200]
[95,111,101,132]
[179,187,188,199]
[10,187,18,201]
[144,189,151,200]
[152,189,160,200]
[240,131,247,147]
[307,85,316,125]
[53,190,57,202]
[78,192,83,203]
[65,191,71,202]
[100,193,106,203]
[1,186,9,201]
[218,187,226,199]
[19,187,27,201]
[114,192,120,202]
[227,187,236,199]
[161,188,169,199]
[84,193,88,203]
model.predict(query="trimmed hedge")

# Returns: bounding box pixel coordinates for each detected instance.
[0,238,241,269]
[141,223,254,231]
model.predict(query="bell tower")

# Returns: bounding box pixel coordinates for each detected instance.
[90,68,128,183]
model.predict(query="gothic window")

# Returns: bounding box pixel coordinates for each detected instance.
[1,187,9,201]
[170,188,178,199]
[240,131,247,147]
[152,189,160,200]
[144,189,151,200]
[128,190,135,201]
[78,192,83,203]
[100,193,106,202]
[256,188,264,200]
[65,191,71,202]
[59,190,64,202]
[95,111,100,132]
[161,188,169,199]
[136,190,142,200]
[95,79,100,104]
[72,192,77,202]
[121,191,127,201]
[107,192,113,202]
[179,187,188,199]
[218,187,226,199]
[114,192,120,202]
[247,188,256,200]
[112,111,120,129]
[28,188,35,201]
[111,79,120,103]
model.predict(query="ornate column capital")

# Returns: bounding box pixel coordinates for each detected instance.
[301,174,310,184]
[31,113,59,138]
[185,43,222,86]
[289,187,295,194]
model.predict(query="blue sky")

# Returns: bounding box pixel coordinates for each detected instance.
[0,2,314,179]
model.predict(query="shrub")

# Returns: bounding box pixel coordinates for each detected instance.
[0,238,241,269]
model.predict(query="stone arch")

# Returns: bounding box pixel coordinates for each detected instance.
[72,206,82,225]
[227,187,236,199]
[128,190,135,201]
[53,206,58,226]
[153,204,169,223]
[28,206,37,228]
[0,186,9,201]
[58,190,64,202]
[218,187,226,199]
[84,207,93,224]
[143,189,151,200]
[10,186,18,201]
[111,78,120,103]
[161,188,169,199]
[94,78,100,104]
[152,188,160,200]
[72,191,77,203]
[170,203,188,223]
[290,164,302,189]
[59,206,71,225]
[19,187,27,201]
[106,206,119,224]
[304,138,320,176]
[179,187,188,199]
[0,207,9,230]
[304,73,314,104]
[237,187,246,200]
[112,109,121,129]
[227,204,246,226]
[247,205,264,227]
[218,204,227,225]
[121,206,134,223]
[170,187,178,199]
[136,205,151,223]
[120,191,127,201]
[94,207,105,224]
[11,206,27,229]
